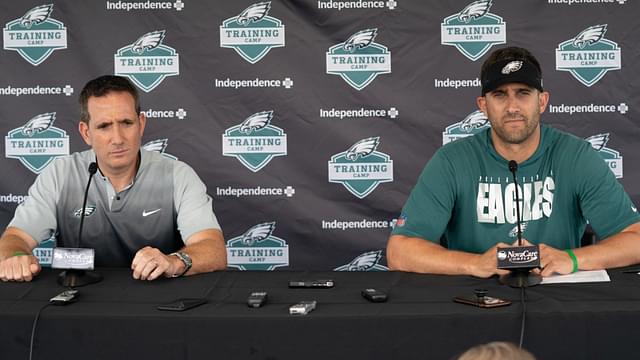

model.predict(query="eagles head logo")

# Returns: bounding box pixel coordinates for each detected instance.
[509,222,528,238]
[241,222,276,246]
[239,111,273,134]
[143,139,169,153]
[346,250,383,271]
[20,4,53,29]
[21,112,56,137]
[131,30,166,54]
[460,111,489,133]
[345,137,379,161]
[585,133,610,152]
[501,60,522,74]
[343,29,378,53]
[457,0,492,23]
[572,25,607,49]
[73,206,96,218]
[237,2,271,26]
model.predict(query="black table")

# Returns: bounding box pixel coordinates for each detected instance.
[1,268,639,359]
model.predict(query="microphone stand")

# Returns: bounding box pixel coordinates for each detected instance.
[499,160,541,288]
[58,162,103,287]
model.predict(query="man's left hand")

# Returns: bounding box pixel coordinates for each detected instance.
[131,246,177,281]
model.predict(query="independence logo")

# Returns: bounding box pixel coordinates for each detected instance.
[585,133,623,178]
[442,110,490,145]
[5,112,69,174]
[114,30,179,92]
[334,250,388,271]
[328,137,393,199]
[3,4,67,66]
[226,222,289,271]
[142,139,178,160]
[326,28,391,90]
[441,0,506,61]
[556,24,621,87]
[219,2,285,64]
[222,111,287,172]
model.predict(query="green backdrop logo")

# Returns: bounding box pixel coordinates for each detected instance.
[5,112,69,173]
[334,250,388,271]
[326,28,391,90]
[328,137,393,198]
[441,0,506,61]
[220,2,285,64]
[226,222,289,270]
[114,30,179,92]
[222,111,287,172]
[585,133,623,178]
[442,110,490,145]
[556,25,621,87]
[3,4,67,66]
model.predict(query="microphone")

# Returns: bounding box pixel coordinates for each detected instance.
[497,160,542,287]
[56,162,103,287]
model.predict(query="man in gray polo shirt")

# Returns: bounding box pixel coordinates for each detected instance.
[0,75,226,282]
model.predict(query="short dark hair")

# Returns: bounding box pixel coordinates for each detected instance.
[79,75,140,123]
[480,46,542,84]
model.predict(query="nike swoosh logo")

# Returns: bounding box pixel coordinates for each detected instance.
[142,209,162,217]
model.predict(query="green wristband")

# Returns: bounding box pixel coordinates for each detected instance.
[565,249,578,273]
[13,251,28,257]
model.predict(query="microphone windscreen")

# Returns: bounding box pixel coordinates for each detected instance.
[88,162,98,175]
[508,160,518,173]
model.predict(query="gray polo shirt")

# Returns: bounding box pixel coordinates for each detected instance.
[9,149,221,267]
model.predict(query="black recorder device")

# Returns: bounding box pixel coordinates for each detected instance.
[288,280,334,288]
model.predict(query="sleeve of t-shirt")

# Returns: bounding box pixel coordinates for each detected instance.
[574,142,640,240]
[391,149,456,243]
[8,158,61,244]
[173,162,221,243]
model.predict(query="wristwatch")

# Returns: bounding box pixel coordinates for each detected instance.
[170,251,192,277]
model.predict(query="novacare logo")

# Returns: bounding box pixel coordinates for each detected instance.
[556,24,621,87]
[326,28,391,90]
[328,137,393,198]
[5,112,69,173]
[441,0,506,61]
[585,133,623,178]
[3,4,67,66]
[220,2,285,64]
[442,110,490,145]
[222,111,287,172]
[114,30,179,92]
[226,222,289,271]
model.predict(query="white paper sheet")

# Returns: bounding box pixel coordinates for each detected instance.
[540,270,610,284]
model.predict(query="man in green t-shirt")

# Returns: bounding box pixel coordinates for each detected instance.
[387,46,640,278]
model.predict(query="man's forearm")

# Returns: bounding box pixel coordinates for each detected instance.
[387,235,481,275]
[180,229,227,275]
[0,229,37,261]
[574,223,640,270]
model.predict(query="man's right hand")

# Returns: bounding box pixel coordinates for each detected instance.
[0,253,41,282]
[468,242,511,278]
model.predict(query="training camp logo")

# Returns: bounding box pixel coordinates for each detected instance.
[3,4,67,66]
[442,110,490,145]
[334,250,388,271]
[220,2,285,64]
[33,234,56,267]
[585,133,623,178]
[328,137,393,199]
[222,111,287,172]
[5,112,70,173]
[73,205,97,218]
[226,222,289,270]
[441,0,506,61]
[326,28,391,90]
[114,30,179,92]
[556,25,621,87]
[143,139,178,160]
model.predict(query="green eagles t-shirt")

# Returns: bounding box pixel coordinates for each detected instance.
[392,125,640,253]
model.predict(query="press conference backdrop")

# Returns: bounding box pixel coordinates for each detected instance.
[1,0,638,271]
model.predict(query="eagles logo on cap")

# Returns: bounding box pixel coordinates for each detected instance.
[501,60,522,74]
